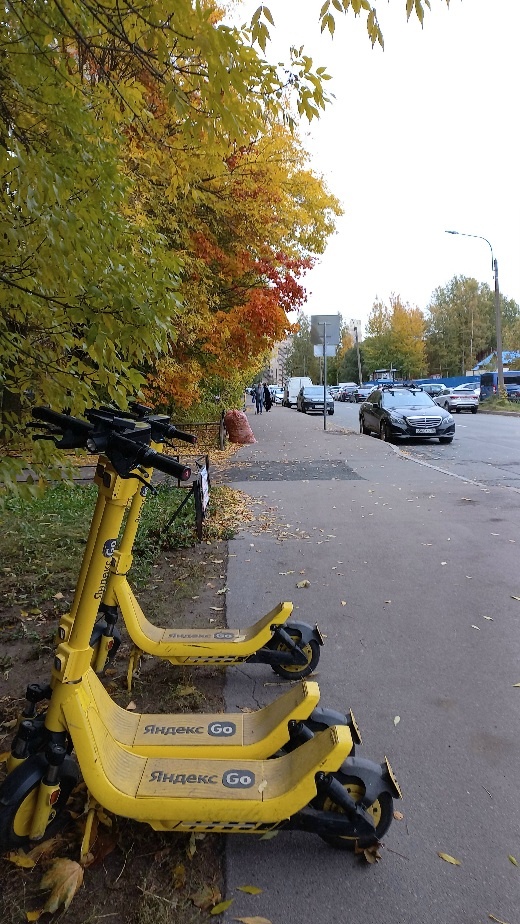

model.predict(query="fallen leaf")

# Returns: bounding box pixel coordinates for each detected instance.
[209,606,224,611]
[26,912,42,922]
[483,616,494,621]
[363,845,382,863]
[471,625,480,630]
[236,885,263,895]
[393,811,404,821]
[296,580,311,588]
[394,716,401,726]
[39,859,84,913]
[489,915,510,924]
[126,701,137,711]
[173,864,186,889]
[508,855,518,866]
[233,918,272,924]
[7,850,36,868]
[216,588,228,595]
[278,571,295,575]
[341,601,347,606]
[259,830,278,840]
[210,898,234,915]
[26,837,63,863]
[53,592,64,600]
[437,852,461,866]
[186,832,197,858]
[510,595,520,601]
[191,884,222,910]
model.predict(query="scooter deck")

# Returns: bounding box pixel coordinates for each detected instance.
[62,682,353,828]
[83,668,321,758]
[113,585,294,661]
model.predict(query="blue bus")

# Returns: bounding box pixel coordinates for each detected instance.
[480,371,520,398]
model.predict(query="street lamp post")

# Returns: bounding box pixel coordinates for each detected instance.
[445,230,504,392]
[353,326,363,385]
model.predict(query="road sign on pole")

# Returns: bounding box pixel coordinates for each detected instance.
[310,315,339,431]
[310,315,340,347]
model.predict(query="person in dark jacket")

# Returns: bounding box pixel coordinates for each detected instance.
[263,383,273,412]
[254,383,263,414]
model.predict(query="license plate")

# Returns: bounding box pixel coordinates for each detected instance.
[416,427,435,434]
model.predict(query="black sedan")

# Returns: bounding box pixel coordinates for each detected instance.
[297,385,334,415]
[359,387,455,443]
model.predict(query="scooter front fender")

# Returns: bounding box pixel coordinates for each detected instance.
[338,754,402,803]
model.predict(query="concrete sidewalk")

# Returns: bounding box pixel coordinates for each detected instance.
[221,406,520,924]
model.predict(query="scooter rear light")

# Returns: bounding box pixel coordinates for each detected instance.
[107,638,114,650]
[49,788,61,805]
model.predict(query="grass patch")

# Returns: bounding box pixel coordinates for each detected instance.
[0,480,248,606]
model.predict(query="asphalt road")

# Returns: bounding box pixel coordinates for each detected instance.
[221,403,520,924]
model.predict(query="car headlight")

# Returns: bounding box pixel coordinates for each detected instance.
[442,414,454,425]
[389,413,404,424]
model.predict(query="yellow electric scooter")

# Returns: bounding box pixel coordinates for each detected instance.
[0,409,401,856]
[80,404,324,682]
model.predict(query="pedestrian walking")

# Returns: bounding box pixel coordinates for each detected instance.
[263,384,273,412]
[254,383,263,414]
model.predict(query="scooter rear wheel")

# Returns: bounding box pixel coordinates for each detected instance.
[314,773,393,850]
[271,638,320,680]
[0,754,79,851]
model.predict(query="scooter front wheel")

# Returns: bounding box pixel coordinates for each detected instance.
[314,772,393,850]
[271,638,320,680]
[0,754,79,851]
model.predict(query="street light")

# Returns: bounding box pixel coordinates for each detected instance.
[445,230,504,392]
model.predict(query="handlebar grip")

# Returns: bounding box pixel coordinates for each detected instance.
[32,407,91,434]
[32,407,93,448]
[163,424,197,445]
[109,433,191,481]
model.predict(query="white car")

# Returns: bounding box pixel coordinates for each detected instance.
[435,384,479,414]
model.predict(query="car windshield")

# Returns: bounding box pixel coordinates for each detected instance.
[381,390,434,408]
[303,387,330,396]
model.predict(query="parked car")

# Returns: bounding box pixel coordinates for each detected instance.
[354,384,376,402]
[418,382,450,398]
[506,384,520,402]
[338,384,358,402]
[434,384,479,413]
[297,385,334,415]
[283,376,313,408]
[272,388,284,404]
[359,386,455,443]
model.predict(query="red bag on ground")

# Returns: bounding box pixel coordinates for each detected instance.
[224,410,257,445]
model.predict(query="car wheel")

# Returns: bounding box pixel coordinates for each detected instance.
[471,407,478,414]
[379,421,391,442]
[439,437,453,444]
[328,409,334,416]
[455,408,460,413]
[359,415,369,435]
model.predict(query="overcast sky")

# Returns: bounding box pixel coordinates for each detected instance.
[234,0,520,336]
